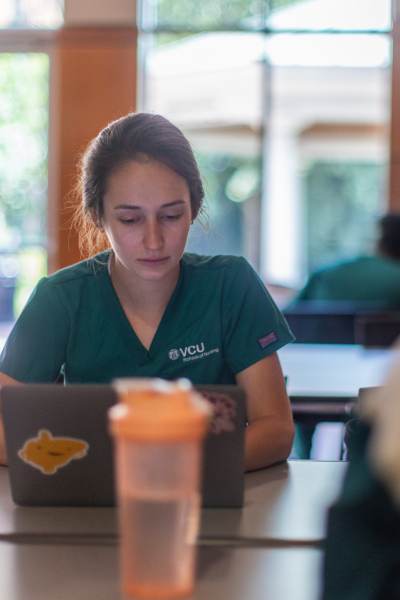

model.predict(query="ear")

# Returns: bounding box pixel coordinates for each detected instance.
[39,430,52,441]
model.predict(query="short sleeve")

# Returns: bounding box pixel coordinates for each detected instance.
[222,258,294,374]
[0,278,70,382]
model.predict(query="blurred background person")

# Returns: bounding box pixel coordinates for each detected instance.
[323,350,400,600]
[289,213,400,459]
[291,213,400,306]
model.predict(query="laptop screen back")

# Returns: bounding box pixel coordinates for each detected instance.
[1,384,245,508]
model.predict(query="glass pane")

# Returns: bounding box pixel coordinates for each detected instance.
[0,53,48,337]
[0,0,63,29]
[144,32,264,266]
[147,0,265,30]
[261,35,391,291]
[267,0,391,33]
[265,33,391,68]
[146,0,392,32]
[304,161,385,273]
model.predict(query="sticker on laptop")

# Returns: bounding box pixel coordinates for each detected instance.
[18,429,89,475]
[200,393,236,434]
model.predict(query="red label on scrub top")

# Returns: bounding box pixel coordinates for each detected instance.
[258,331,277,348]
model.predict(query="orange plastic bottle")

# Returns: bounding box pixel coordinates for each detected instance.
[109,379,211,599]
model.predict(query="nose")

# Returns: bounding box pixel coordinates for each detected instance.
[143,218,163,251]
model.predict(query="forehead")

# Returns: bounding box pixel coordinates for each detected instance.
[104,159,190,207]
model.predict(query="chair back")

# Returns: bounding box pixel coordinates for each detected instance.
[284,301,358,343]
[354,313,400,347]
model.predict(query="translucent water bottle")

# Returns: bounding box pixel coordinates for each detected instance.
[109,378,211,599]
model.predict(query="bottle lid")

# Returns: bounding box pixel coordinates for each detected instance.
[109,378,212,441]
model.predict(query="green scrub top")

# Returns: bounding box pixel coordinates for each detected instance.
[0,252,294,384]
[294,255,400,305]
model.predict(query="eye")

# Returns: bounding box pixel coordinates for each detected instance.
[119,217,141,225]
[36,445,42,450]
[160,213,183,221]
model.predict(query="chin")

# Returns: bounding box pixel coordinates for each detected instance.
[138,271,169,282]
[135,262,177,282]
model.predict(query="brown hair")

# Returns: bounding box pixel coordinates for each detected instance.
[74,112,204,257]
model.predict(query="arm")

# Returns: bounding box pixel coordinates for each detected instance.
[0,371,22,465]
[236,353,294,471]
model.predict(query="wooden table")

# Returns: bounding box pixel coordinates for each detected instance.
[279,343,393,399]
[279,344,394,426]
[0,461,346,544]
[0,542,323,600]
[0,460,341,600]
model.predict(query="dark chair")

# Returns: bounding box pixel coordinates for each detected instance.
[284,301,395,345]
[290,396,355,460]
[354,313,400,347]
[284,301,358,344]
[291,398,355,425]
[343,387,382,459]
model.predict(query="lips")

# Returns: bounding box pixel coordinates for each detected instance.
[138,257,169,264]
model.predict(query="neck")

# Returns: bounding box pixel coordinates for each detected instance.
[109,254,180,313]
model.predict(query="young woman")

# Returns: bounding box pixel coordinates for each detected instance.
[0,113,294,470]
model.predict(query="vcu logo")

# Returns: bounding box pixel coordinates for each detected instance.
[168,343,205,361]
[168,348,180,360]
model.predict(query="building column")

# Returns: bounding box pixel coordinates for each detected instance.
[261,121,303,288]
[48,0,137,271]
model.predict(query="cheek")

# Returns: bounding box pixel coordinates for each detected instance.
[104,223,140,250]
[171,223,190,248]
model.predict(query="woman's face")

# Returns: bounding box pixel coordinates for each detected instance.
[102,158,192,283]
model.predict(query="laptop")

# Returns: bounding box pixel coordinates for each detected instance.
[1,384,245,508]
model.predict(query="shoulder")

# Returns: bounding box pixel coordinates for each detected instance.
[182,253,251,277]
[372,255,400,271]
[316,255,400,282]
[27,252,110,311]
[183,254,273,310]
[42,251,110,290]
[181,254,261,296]
[312,256,367,278]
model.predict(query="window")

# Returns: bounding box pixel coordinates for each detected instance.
[0,53,49,327]
[142,31,263,265]
[0,0,59,329]
[139,0,392,293]
[0,0,63,29]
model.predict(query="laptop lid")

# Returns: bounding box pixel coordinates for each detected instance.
[1,384,245,508]
[197,385,245,508]
[1,385,117,507]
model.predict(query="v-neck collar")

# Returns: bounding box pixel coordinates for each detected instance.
[99,252,185,358]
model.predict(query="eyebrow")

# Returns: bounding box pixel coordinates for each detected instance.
[114,200,186,210]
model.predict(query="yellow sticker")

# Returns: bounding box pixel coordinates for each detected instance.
[18,429,89,475]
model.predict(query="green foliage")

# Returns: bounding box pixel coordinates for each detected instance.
[155,0,302,28]
[187,152,260,257]
[271,0,302,8]
[14,247,47,315]
[156,0,261,27]
[304,161,385,273]
[0,53,49,246]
